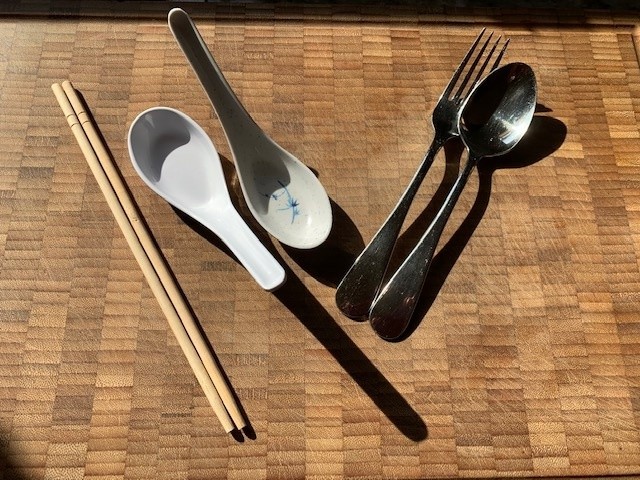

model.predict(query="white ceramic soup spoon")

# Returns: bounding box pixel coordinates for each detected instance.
[168,8,332,249]
[128,106,286,291]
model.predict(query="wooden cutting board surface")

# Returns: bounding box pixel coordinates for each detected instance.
[1,4,640,479]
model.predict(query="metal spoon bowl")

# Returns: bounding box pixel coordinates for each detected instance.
[459,63,537,159]
[369,62,537,341]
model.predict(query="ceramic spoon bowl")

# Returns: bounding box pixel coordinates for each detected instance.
[128,106,286,291]
[168,8,332,249]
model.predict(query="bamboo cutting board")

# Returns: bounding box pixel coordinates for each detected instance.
[1,3,640,479]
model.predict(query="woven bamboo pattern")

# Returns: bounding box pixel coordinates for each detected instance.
[1,5,640,479]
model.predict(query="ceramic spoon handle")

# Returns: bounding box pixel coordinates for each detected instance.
[369,153,478,340]
[200,204,286,291]
[168,8,259,144]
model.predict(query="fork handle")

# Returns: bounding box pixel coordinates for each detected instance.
[335,137,446,319]
[369,153,478,340]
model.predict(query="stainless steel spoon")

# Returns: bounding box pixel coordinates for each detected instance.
[335,30,508,319]
[369,62,537,341]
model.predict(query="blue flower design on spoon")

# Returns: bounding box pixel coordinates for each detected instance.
[264,180,301,224]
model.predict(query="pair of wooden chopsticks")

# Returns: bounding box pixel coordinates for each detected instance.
[51,81,245,433]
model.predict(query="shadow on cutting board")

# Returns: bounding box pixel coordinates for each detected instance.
[176,158,428,442]
[0,434,29,480]
[282,198,366,288]
[272,267,428,441]
[397,110,568,341]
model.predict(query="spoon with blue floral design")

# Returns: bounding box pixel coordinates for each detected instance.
[168,8,332,249]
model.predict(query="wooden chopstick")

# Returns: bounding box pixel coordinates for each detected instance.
[52,82,244,433]
[59,81,246,430]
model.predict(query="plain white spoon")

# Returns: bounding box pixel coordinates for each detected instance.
[128,106,286,291]
[168,8,332,249]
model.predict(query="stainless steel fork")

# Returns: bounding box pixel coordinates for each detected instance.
[335,29,508,319]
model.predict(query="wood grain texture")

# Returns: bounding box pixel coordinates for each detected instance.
[1,5,640,479]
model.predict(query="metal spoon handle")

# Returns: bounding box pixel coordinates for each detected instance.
[168,8,260,144]
[335,137,445,318]
[369,153,478,340]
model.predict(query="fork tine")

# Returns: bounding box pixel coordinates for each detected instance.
[441,28,487,98]
[452,31,493,99]
[467,35,503,91]
[491,37,510,71]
